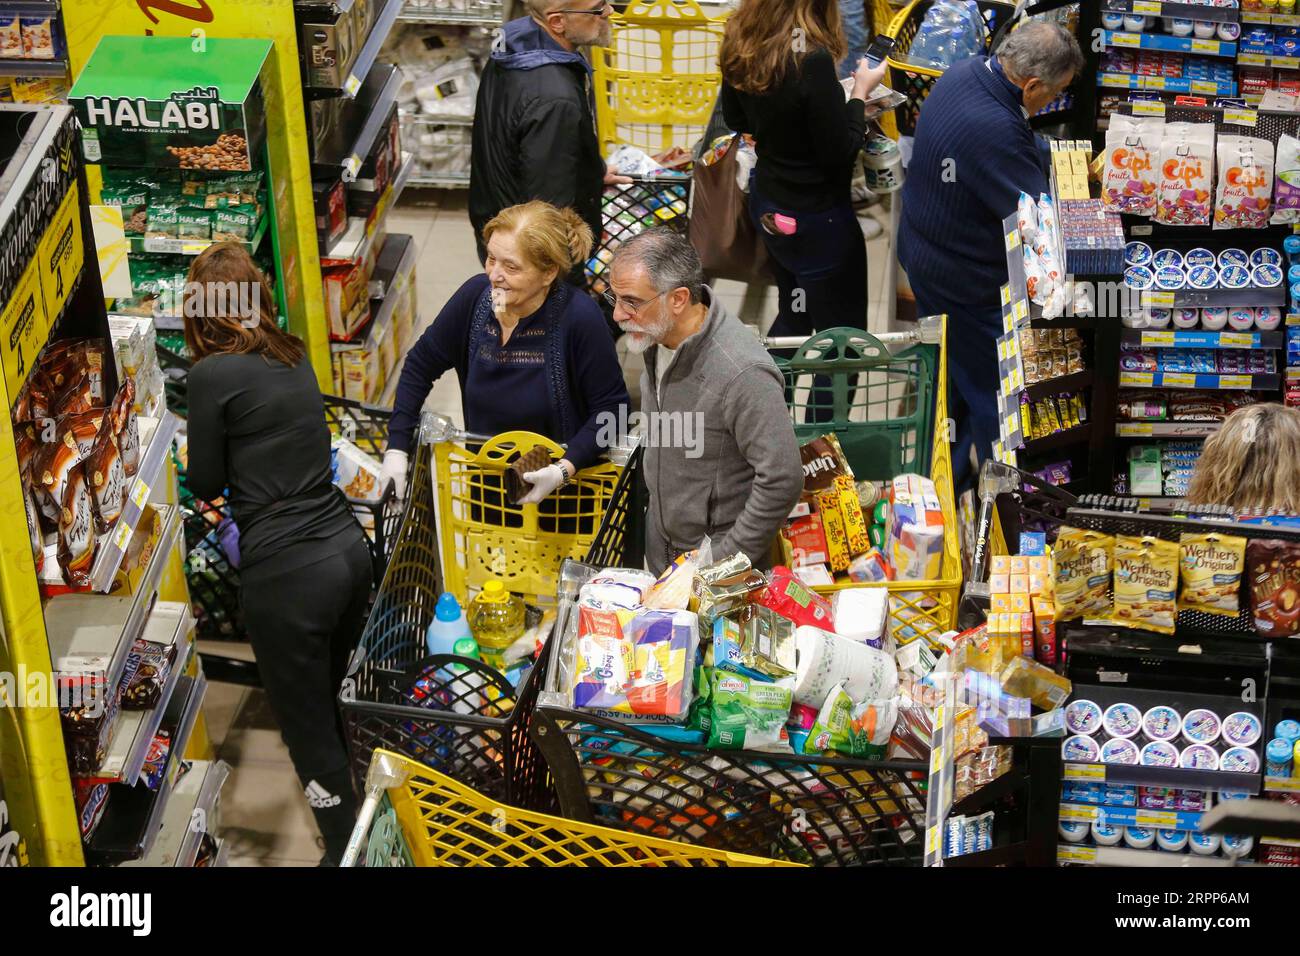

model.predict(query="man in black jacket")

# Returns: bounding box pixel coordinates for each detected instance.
[469,0,626,282]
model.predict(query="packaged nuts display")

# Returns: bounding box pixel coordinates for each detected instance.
[166,132,250,171]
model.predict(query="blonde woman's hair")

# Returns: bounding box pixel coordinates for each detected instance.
[481,201,593,280]
[1186,403,1300,514]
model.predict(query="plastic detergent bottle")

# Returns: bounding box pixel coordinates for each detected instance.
[467,580,526,671]
[425,593,485,714]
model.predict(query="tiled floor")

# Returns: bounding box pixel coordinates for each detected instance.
[209,186,899,865]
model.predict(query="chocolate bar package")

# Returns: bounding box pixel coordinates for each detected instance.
[73,779,110,841]
[141,729,171,790]
[693,553,766,626]
[799,433,853,495]
[57,465,96,589]
[1248,539,1300,638]
[122,637,175,710]
[110,378,139,477]
[84,421,127,535]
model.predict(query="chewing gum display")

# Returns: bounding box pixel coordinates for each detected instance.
[706,671,792,752]
[1247,539,1300,638]
[1111,535,1179,635]
[1179,533,1246,618]
[1052,528,1115,621]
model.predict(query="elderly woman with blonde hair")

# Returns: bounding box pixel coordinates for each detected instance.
[382,200,630,501]
[1186,403,1300,514]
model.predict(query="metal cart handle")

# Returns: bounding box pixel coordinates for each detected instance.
[759,313,944,351]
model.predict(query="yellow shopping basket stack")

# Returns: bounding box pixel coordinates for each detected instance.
[590,0,731,157]
[433,430,622,607]
[345,749,802,867]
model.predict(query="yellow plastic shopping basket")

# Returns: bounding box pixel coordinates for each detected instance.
[431,427,623,607]
[344,748,802,867]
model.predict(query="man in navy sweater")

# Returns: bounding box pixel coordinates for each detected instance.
[898,21,1083,491]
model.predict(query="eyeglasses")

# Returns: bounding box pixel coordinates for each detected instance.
[602,289,666,316]
[554,0,612,15]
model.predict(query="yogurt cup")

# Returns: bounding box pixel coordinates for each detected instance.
[1223,712,1263,748]
[1125,265,1155,290]
[1253,263,1284,288]
[1251,247,1283,268]
[1201,306,1229,330]
[1140,740,1180,768]
[1221,834,1254,859]
[1153,248,1184,270]
[1104,702,1143,739]
[1189,832,1221,856]
[1256,307,1282,331]
[1143,705,1182,742]
[1228,307,1255,331]
[1180,743,1221,771]
[1220,746,1261,774]
[1155,266,1186,290]
[1168,17,1194,36]
[1173,307,1200,329]
[1102,737,1141,765]
[1183,708,1222,745]
[1063,734,1101,762]
[1218,248,1250,269]
[1219,264,1251,288]
[1186,264,1218,290]
[1286,235,1300,258]
[1126,241,1154,267]
[1185,247,1216,268]
[1065,699,1103,735]
[1124,826,1156,850]
[1059,820,1090,843]
[1092,820,1124,846]
[1157,829,1188,852]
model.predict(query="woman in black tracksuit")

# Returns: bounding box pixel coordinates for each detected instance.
[183,243,368,865]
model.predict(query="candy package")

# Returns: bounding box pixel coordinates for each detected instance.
[1051,527,1114,621]
[1179,532,1246,618]
[122,637,175,710]
[110,379,139,478]
[1101,114,1163,216]
[759,565,835,630]
[1215,135,1274,230]
[1111,535,1179,635]
[1154,123,1215,227]
[57,463,96,588]
[141,729,171,790]
[706,671,793,752]
[1273,134,1300,224]
[84,418,127,535]
[1247,539,1300,638]
[1016,191,1039,245]
[693,553,767,626]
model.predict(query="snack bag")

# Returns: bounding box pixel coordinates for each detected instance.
[1179,533,1247,618]
[759,565,835,630]
[1051,528,1114,621]
[1246,539,1300,638]
[1215,135,1274,230]
[1016,191,1039,244]
[1111,535,1179,635]
[1154,123,1215,226]
[706,671,793,752]
[1273,134,1300,224]
[692,553,766,626]
[1101,113,1163,216]
[713,605,796,681]
[643,550,698,610]
[799,433,853,498]
[331,438,384,503]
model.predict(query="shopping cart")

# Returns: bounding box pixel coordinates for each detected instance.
[342,748,803,867]
[585,175,690,299]
[340,413,637,806]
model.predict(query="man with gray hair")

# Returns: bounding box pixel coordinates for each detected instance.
[606,228,803,571]
[897,19,1083,492]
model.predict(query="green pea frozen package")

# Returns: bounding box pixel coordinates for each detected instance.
[706,671,792,752]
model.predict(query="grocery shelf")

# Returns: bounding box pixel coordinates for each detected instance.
[1097,72,1237,95]
[331,235,414,350]
[1024,369,1093,402]
[1237,52,1300,69]
[78,603,195,786]
[1021,422,1094,456]
[378,362,402,408]
[1119,371,1280,390]
[121,759,230,868]
[43,504,182,691]
[130,214,268,256]
[396,0,502,25]
[1057,843,1247,866]
[0,57,68,77]
[306,0,402,98]
[83,669,208,866]
[943,841,1027,867]
[311,63,402,182]
[1103,30,1237,57]
[89,411,181,593]
[949,770,1029,818]
[320,151,414,261]
[1241,11,1300,25]
[406,172,470,188]
[1121,329,1285,350]
[1262,835,1300,848]
[1060,801,1205,834]
[1105,0,1239,21]
[1115,421,1222,438]
[1063,761,1262,793]
[1139,287,1287,309]
[0,1,64,14]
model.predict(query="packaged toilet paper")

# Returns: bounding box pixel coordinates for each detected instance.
[792,625,898,707]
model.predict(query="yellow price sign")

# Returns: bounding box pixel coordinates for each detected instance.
[1189,79,1218,92]
[1162,372,1197,389]
[1001,285,1012,306]
[1120,372,1154,388]
[1143,290,1176,307]
[1132,100,1165,117]
[0,255,48,401]
[1132,0,1161,11]
[1101,73,1133,88]
[1059,804,1096,823]
[1190,38,1220,54]
[1278,14,1300,25]
[1120,423,1154,437]
[1064,763,1105,780]
[1057,844,1097,863]
[1110,32,1141,48]
[1278,56,1300,69]
[1237,53,1268,67]
[112,518,135,551]
[1137,810,1178,829]
[343,73,362,97]
[1221,332,1254,348]
[36,183,84,326]
[1219,374,1253,389]
[130,480,151,510]
[1224,109,1259,128]
[1266,777,1300,793]
[926,825,942,857]
[1142,331,1175,347]
[1013,299,1029,321]
[1006,230,1020,251]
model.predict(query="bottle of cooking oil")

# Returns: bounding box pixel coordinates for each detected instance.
[467,579,526,672]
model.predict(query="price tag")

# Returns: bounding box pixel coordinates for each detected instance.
[1008,366,1024,391]
[1143,290,1176,308]
[1190,38,1220,54]
[1001,285,1011,306]
[1286,313,1300,325]
[1266,777,1300,793]
[1238,52,1268,66]
[1057,844,1097,864]
[1137,810,1178,829]
[1161,372,1197,388]
[1064,763,1105,781]
[1131,100,1165,116]
[130,480,151,510]
[1189,79,1218,93]
[1101,73,1134,88]
[925,825,942,857]
[1120,371,1155,388]
[1110,32,1140,48]
[1220,374,1253,388]
[343,73,362,97]
[1224,108,1259,128]
[929,747,944,775]
[1013,299,1029,321]
[1120,423,1154,437]
[343,155,362,183]
[1059,804,1096,823]
[1132,0,1161,12]
[1278,14,1300,26]
[181,241,209,255]
[1220,332,1254,348]
[1277,56,1300,70]
[1006,230,1020,251]
[112,519,135,552]
[934,705,946,728]
[1146,76,1169,91]
[1142,330,1175,347]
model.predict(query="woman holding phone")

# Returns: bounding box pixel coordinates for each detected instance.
[719,0,887,336]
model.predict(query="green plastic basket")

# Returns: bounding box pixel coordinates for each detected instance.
[773,327,938,481]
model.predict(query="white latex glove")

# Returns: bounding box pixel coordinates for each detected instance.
[381,448,409,500]
[519,463,566,504]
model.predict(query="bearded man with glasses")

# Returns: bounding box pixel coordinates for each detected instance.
[470,0,630,289]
